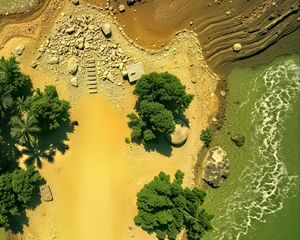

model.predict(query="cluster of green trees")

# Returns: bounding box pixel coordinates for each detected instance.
[128,72,193,144]
[135,170,213,240]
[0,56,71,230]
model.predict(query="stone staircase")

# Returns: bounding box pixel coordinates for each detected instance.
[85,58,97,94]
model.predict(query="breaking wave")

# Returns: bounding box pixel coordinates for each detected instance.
[210,58,300,240]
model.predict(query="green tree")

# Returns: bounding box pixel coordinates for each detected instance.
[0,88,13,118]
[0,165,41,228]
[128,72,193,144]
[200,128,213,147]
[0,56,32,98]
[134,170,213,240]
[27,85,70,132]
[11,112,40,146]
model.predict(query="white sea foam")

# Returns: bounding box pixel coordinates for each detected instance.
[210,58,300,240]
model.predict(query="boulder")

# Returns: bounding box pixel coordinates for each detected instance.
[49,56,59,64]
[202,146,229,187]
[126,0,136,5]
[101,24,112,37]
[67,57,79,75]
[15,45,25,55]
[119,4,125,12]
[169,119,189,146]
[70,76,78,87]
[232,43,242,52]
[31,61,38,69]
[40,184,53,202]
[66,26,75,34]
[231,134,245,146]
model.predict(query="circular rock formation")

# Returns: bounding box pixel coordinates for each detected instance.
[169,119,189,146]
[202,146,229,187]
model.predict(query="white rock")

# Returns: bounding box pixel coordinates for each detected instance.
[49,56,59,64]
[67,57,79,75]
[169,119,189,146]
[101,24,112,37]
[70,76,78,87]
[232,43,242,52]
[119,4,125,12]
[31,61,38,69]
[15,45,25,55]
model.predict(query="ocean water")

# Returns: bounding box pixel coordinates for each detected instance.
[202,55,300,240]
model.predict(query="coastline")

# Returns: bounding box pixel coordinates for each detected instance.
[0,1,299,240]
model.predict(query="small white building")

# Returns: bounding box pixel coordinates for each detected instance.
[125,62,145,83]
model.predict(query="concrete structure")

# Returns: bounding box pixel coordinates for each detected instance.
[126,62,144,83]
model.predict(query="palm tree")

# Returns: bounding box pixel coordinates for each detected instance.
[11,112,41,146]
[16,96,28,114]
[21,138,55,168]
[0,56,20,82]
[0,88,13,117]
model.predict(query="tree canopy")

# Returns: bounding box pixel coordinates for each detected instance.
[27,85,70,132]
[0,56,32,99]
[134,170,213,240]
[0,165,41,228]
[128,72,193,144]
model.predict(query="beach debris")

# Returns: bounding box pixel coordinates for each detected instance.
[231,134,245,146]
[168,119,189,146]
[212,117,218,123]
[85,58,98,93]
[67,56,79,75]
[119,4,125,12]
[15,45,25,56]
[31,60,38,69]
[190,21,193,26]
[101,23,112,37]
[71,0,80,5]
[202,146,230,187]
[49,56,59,64]
[70,76,78,87]
[40,184,53,202]
[232,43,242,52]
[220,90,226,97]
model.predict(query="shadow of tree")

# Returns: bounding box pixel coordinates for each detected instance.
[20,120,77,168]
[143,135,173,157]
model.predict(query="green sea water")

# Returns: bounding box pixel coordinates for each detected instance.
[202,55,300,240]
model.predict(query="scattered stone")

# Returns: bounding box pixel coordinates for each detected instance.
[231,134,245,146]
[40,185,53,201]
[67,57,79,75]
[168,119,189,146]
[49,56,59,64]
[66,26,75,34]
[212,117,218,123]
[191,79,197,84]
[232,43,242,52]
[202,146,229,187]
[101,23,112,37]
[119,4,125,12]
[15,45,25,55]
[71,0,80,5]
[70,76,78,87]
[220,90,226,97]
[190,21,193,26]
[31,61,38,69]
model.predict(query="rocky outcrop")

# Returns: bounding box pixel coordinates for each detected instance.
[169,120,189,146]
[202,146,229,187]
[231,134,245,147]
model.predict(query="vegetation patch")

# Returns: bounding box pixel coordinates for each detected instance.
[128,72,193,144]
[134,170,213,240]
